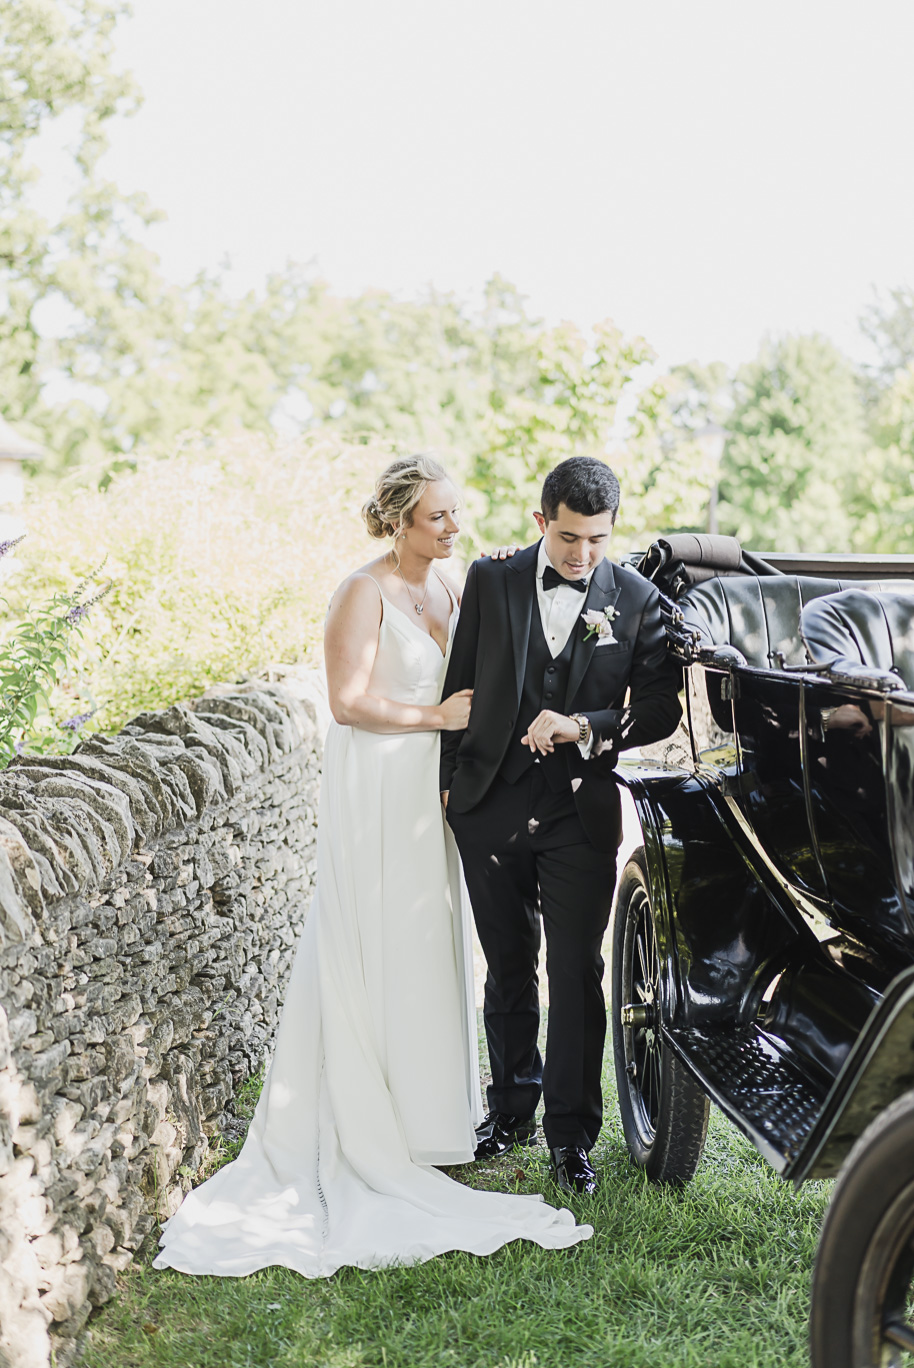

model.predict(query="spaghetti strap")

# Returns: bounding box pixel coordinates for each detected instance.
[434,572,459,612]
[327,574,385,620]
[355,572,385,619]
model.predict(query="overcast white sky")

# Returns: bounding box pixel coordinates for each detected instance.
[98,0,914,371]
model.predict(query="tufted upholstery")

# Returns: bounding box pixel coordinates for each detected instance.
[679,575,914,670]
[800,589,914,689]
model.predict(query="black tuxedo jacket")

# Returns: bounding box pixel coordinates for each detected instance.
[439,541,682,850]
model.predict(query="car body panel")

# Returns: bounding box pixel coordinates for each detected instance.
[618,567,914,1179]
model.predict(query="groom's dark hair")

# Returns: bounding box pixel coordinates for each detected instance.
[541,457,620,524]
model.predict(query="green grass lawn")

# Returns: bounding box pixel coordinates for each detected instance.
[82,1025,830,1368]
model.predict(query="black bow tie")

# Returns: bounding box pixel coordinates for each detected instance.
[542,565,588,594]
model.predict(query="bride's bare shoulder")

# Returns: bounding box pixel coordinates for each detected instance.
[327,566,385,624]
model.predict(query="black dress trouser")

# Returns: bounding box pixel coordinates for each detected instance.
[447,765,617,1152]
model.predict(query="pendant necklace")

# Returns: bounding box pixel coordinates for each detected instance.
[396,566,431,615]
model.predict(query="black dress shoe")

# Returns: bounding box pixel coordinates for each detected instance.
[550,1145,597,1195]
[473,1112,538,1160]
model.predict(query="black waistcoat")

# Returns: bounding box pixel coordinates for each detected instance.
[500,600,576,791]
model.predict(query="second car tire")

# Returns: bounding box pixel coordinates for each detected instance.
[810,1089,914,1368]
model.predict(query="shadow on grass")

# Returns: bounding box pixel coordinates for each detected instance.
[82,1023,829,1368]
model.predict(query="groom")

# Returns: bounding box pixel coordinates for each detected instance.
[440,457,681,1194]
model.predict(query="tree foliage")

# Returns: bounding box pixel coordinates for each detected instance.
[7,432,390,735]
[4,0,914,575]
[0,0,151,458]
[0,538,110,764]
[860,287,914,386]
[849,363,914,553]
[610,370,721,548]
[0,1,717,551]
[714,335,869,552]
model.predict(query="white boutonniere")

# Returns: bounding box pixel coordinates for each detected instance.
[581,604,620,643]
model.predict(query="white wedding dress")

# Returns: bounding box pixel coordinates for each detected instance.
[154,580,592,1278]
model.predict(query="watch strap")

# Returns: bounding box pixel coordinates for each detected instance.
[570,713,590,745]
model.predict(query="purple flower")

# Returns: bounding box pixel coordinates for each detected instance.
[61,709,96,732]
[65,579,113,626]
[0,536,26,560]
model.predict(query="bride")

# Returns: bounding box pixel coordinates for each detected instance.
[154,455,593,1278]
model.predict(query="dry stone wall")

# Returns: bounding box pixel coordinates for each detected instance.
[0,672,327,1368]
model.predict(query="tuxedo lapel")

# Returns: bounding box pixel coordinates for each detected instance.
[505,541,539,706]
[566,558,622,707]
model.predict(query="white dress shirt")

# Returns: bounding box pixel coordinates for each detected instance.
[536,539,593,656]
[535,540,595,758]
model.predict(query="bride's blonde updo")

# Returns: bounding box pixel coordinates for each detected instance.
[361,454,450,540]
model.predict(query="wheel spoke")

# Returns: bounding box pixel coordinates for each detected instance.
[645,1053,654,1124]
[636,927,649,989]
[648,919,658,989]
[885,1319,914,1352]
[649,1047,661,1124]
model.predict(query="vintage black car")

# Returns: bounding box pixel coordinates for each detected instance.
[612,536,914,1368]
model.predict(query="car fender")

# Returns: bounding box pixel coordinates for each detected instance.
[615,759,813,1030]
[790,963,914,1182]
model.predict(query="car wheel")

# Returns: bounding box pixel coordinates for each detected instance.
[611,848,709,1184]
[811,1090,914,1368]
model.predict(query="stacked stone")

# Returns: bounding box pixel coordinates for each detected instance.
[0,677,324,1368]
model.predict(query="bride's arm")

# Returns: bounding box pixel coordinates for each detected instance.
[325,576,471,734]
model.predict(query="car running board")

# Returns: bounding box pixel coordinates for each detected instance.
[664,1023,830,1174]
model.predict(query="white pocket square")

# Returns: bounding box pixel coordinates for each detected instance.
[595,636,622,648]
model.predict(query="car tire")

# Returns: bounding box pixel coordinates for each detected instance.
[611,848,709,1184]
[810,1089,914,1368]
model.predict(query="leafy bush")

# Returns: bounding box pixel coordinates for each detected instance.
[6,423,719,752]
[0,537,111,763]
[7,431,398,738]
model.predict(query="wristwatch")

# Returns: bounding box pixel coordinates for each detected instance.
[569,713,591,746]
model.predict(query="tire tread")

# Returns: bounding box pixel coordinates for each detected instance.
[811,1088,914,1368]
[611,849,710,1186]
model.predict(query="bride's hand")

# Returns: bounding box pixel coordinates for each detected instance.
[438,689,473,730]
[483,545,519,560]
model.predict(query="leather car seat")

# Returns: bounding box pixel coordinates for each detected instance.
[680,576,914,670]
[800,588,914,690]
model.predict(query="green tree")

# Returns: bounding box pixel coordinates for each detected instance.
[847,363,914,553]
[0,0,716,555]
[717,334,869,552]
[0,0,150,457]
[860,286,914,387]
[665,360,732,433]
[611,370,721,551]
[1,1,291,466]
[464,289,654,543]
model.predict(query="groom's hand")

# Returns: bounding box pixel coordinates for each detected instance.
[522,710,580,755]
